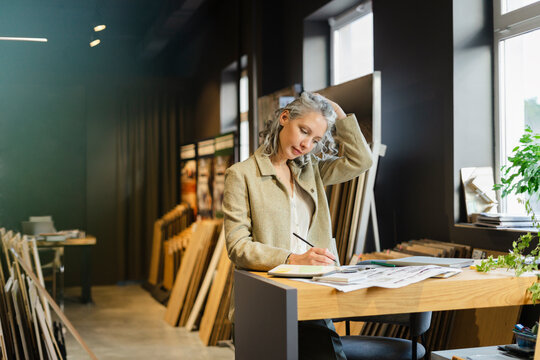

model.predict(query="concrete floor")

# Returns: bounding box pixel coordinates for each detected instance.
[63,285,235,360]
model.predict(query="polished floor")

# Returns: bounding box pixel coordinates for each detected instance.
[63,285,235,360]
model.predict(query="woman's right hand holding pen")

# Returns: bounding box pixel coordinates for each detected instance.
[287,248,336,266]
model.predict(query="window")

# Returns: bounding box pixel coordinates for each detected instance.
[239,70,250,161]
[494,0,540,214]
[220,56,249,161]
[502,0,539,13]
[329,1,373,85]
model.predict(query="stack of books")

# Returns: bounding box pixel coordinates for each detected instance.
[473,213,536,229]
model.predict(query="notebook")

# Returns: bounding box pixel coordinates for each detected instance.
[267,264,338,278]
[383,256,474,268]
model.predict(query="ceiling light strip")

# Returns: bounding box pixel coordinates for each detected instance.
[0,37,48,42]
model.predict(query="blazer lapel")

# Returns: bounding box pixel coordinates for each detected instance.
[254,147,291,249]
[254,147,275,177]
[290,161,318,204]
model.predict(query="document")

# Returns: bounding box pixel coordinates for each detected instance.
[297,265,462,292]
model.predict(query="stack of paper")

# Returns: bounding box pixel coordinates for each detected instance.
[473,213,536,229]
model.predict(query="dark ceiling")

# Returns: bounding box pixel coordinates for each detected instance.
[0,0,208,78]
[0,1,160,46]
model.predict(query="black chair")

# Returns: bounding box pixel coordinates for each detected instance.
[335,312,432,360]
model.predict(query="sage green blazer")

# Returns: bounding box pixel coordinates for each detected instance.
[223,114,372,271]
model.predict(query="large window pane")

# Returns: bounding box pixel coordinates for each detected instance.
[499,28,540,213]
[240,72,249,161]
[503,0,539,14]
[332,13,373,85]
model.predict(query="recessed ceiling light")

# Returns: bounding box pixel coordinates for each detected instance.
[94,24,106,32]
[89,38,101,47]
[0,37,48,42]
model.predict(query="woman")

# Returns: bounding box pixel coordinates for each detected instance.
[223,91,372,359]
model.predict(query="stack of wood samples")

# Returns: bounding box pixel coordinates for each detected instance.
[184,230,226,332]
[393,238,472,258]
[159,218,234,346]
[318,72,381,258]
[162,227,193,291]
[145,203,194,302]
[164,219,222,327]
[198,243,233,346]
[316,73,386,332]
[328,172,366,265]
[0,228,96,359]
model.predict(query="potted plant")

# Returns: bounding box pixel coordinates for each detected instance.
[476,126,540,302]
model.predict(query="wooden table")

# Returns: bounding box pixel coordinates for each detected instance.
[36,236,96,303]
[234,269,537,360]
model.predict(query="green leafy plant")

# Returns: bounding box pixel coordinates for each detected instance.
[477,126,540,302]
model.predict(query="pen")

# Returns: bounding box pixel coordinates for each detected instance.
[292,232,315,247]
[292,233,338,265]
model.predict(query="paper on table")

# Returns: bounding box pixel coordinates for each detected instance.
[298,265,462,292]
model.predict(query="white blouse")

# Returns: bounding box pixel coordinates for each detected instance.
[289,179,315,254]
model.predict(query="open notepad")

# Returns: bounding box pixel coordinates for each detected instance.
[267,264,340,278]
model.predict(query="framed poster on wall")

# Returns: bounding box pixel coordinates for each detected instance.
[180,143,198,216]
[213,133,235,218]
[197,139,215,219]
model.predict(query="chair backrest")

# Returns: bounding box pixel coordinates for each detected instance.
[336,311,433,337]
[409,312,432,337]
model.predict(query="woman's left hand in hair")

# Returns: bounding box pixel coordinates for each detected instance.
[327,99,347,120]
[315,93,347,120]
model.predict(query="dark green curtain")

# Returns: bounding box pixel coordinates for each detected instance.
[116,82,183,281]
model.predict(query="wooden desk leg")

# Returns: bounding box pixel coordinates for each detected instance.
[80,246,93,303]
[235,270,298,360]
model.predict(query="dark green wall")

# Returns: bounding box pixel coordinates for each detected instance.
[84,82,120,286]
[0,79,122,286]
[0,83,87,232]
[0,0,175,285]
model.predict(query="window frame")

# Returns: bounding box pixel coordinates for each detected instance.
[328,1,372,86]
[493,0,540,212]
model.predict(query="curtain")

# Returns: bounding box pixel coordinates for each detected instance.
[116,81,183,281]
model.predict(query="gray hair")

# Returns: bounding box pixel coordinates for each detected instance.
[259,91,339,167]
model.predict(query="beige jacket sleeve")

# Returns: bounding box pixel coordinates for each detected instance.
[318,114,373,185]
